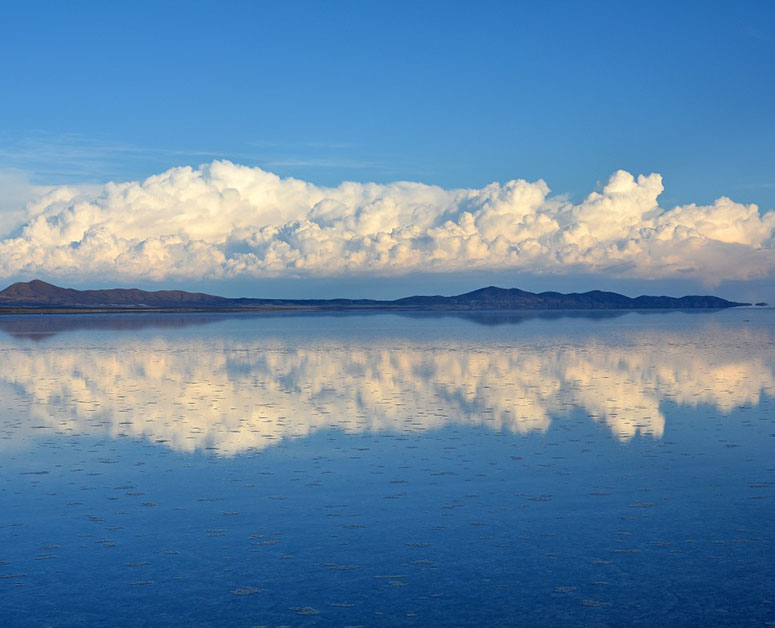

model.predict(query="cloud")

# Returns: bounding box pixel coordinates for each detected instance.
[0,160,773,283]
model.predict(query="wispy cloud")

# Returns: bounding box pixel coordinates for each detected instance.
[0,133,396,185]
[262,157,383,170]
[0,132,228,182]
[0,160,773,284]
[736,182,775,190]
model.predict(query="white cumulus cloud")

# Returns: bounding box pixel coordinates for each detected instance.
[0,160,773,283]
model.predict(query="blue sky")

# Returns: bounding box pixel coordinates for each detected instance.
[1,1,774,300]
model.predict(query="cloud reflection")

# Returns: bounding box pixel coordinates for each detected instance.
[1,325,773,454]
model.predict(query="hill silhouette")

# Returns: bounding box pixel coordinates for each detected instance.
[0,279,749,311]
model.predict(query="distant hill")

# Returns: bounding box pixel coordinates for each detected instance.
[0,279,750,311]
[393,286,748,310]
[0,279,230,308]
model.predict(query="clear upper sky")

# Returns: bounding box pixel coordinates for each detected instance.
[0,1,774,301]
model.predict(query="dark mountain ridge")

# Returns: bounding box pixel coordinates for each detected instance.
[0,279,229,307]
[0,279,750,311]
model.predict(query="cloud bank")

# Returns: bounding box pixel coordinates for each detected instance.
[1,161,773,283]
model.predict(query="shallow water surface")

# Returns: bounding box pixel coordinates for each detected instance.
[0,309,773,626]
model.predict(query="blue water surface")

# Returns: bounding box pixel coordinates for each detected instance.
[0,309,773,627]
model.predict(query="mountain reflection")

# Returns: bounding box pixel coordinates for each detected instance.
[0,312,224,340]
[0,308,691,339]
[1,325,773,454]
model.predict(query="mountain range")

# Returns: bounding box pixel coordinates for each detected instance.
[0,280,750,311]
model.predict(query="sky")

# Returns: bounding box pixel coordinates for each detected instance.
[0,0,773,301]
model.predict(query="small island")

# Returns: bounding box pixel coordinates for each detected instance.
[0,279,751,314]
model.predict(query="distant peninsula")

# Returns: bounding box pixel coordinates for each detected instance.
[0,280,751,314]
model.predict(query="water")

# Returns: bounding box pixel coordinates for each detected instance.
[0,309,773,627]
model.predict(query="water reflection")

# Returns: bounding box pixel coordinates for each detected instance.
[1,318,772,454]
[0,307,711,339]
[0,312,223,340]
